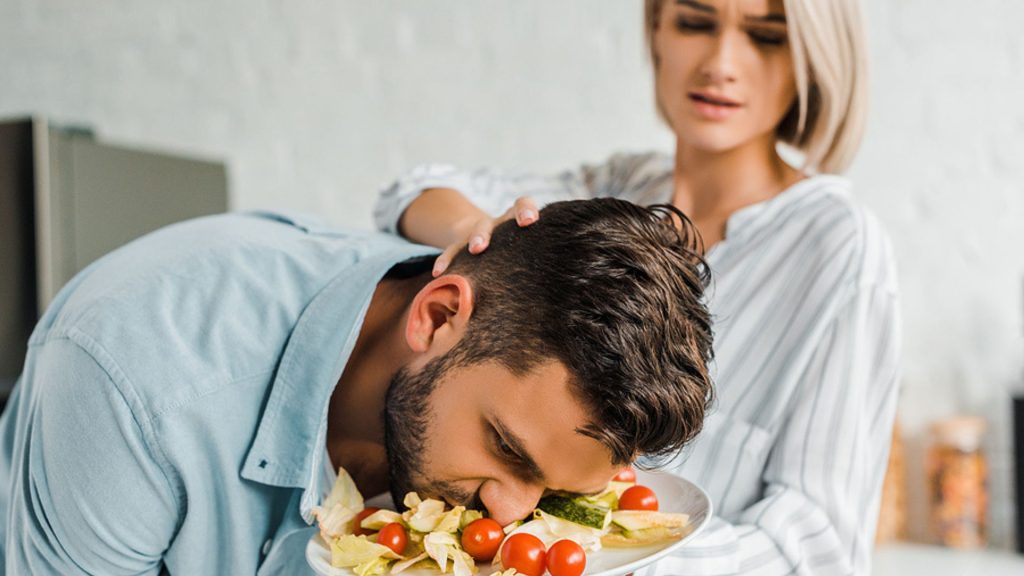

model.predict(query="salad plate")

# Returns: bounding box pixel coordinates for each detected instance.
[307,469,712,576]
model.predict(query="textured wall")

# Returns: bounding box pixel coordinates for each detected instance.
[851,0,1024,547]
[3,0,1023,549]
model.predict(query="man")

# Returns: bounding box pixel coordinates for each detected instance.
[0,198,713,575]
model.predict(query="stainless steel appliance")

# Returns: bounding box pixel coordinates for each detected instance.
[0,116,228,408]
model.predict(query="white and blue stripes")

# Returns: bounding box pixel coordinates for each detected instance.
[375,152,901,575]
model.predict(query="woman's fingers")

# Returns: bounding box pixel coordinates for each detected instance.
[433,217,496,276]
[513,196,539,226]
[432,243,463,277]
[466,217,495,254]
[433,199,538,277]
[432,244,461,276]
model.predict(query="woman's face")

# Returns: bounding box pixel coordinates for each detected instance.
[653,0,797,153]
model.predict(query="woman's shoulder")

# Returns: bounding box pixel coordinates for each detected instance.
[601,149,674,171]
[582,150,674,202]
[792,175,898,291]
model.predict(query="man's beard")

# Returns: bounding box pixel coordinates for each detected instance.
[383,351,480,511]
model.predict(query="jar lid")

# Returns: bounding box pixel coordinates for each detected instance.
[930,416,987,450]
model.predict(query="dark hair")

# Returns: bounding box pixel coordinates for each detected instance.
[444,198,714,465]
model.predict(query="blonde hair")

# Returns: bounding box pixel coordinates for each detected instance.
[644,0,869,174]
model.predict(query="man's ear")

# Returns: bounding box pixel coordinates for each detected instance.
[404,274,474,354]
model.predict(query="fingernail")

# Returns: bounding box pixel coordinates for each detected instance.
[519,209,537,223]
[432,262,445,276]
[469,235,485,250]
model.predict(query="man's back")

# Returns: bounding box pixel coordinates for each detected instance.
[0,212,433,575]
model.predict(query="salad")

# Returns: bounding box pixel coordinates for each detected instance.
[311,466,690,576]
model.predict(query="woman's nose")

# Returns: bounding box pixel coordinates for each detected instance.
[700,30,741,85]
[478,479,545,527]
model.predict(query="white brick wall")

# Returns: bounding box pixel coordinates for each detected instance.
[851,0,1024,548]
[3,0,1023,550]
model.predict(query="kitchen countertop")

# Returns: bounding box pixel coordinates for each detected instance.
[874,543,1024,575]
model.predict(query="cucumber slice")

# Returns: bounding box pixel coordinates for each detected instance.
[536,495,611,530]
[610,510,689,531]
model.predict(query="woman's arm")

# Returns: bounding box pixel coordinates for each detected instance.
[397,187,492,248]
[398,188,540,275]
[374,152,672,272]
[642,281,901,576]
[375,152,671,237]
[374,163,588,242]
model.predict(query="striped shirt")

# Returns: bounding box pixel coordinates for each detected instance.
[374,152,901,575]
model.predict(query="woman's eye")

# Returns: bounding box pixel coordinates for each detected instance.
[749,31,787,46]
[675,16,715,33]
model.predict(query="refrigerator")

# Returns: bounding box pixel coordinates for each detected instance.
[0,116,228,409]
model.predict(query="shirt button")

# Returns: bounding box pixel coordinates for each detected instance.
[262,539,273,555]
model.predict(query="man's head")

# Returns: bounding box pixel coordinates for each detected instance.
[384,198,714,525]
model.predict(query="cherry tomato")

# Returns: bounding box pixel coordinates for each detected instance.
[618,485,659,511]
[351,506,381,536]
[500,533,547,576]
[546,539,587,576]
[612,467,637,483]
[461,518,505,562]
[377,522,408,555]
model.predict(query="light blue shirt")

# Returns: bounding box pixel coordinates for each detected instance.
[0,212,437,575]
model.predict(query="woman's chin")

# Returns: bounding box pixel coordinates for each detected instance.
[676,132,749,155]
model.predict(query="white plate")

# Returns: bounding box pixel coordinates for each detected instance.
[307,470,712,576]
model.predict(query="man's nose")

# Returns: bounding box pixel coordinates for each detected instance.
[478,479,545,527]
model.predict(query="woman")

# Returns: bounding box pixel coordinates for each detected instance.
[375,1,899,574]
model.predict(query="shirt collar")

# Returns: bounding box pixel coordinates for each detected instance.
[240,237,437,491]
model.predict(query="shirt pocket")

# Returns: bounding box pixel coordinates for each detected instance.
[661,411,773,517]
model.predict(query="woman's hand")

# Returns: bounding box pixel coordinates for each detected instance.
[431,196,540,277]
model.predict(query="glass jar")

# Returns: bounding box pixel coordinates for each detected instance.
[926,416,988,548]
[876,417,907,544]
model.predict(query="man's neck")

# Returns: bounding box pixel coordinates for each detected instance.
[325,273,425,496]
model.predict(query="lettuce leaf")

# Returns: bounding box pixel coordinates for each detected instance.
[359,509,404,531]
[501,512,606,554]
[403,497,465,534]
[313,467,366,540]
[330,534,401,571]
[423,531,478,576]
[460,510,485,530]
[391,552,430,574]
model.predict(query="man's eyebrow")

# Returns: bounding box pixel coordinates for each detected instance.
[493,418,547,484]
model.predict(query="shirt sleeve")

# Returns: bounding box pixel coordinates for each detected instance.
[372,152,670,234]
[4,336,181,575]
[640,281,901,575]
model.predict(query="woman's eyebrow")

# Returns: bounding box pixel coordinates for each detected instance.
[745,13,787,24]
[676,1,786,24]
[676,0,716,13]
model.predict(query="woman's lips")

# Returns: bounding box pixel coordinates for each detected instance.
[688,91,743,121]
